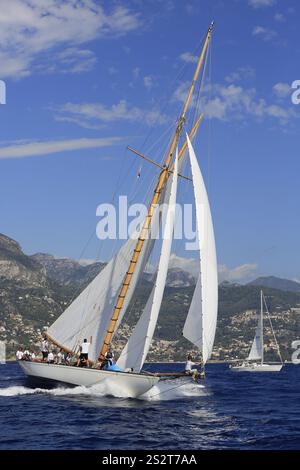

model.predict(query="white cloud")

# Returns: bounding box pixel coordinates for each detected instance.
[0,137,122,160]
[185,3,199,15]
[78,258,99,266]
[108,66,118,76]
[175,77,299,125]
[168,254,199,278]
[274,13,286,22]
[38,47,97,75]
[252,26,278,42]
[0,1,141,78]
[54,100,168,128]
[161,254,258,284]
[173,81,297,125]
[248,0,276,8]
[218,263,258,283]
[133,67,140,79]
[172,81,197,108]
[225,66,255,83]
[143,76,154,90]
[273,82,291,98]
[179,52,198,64]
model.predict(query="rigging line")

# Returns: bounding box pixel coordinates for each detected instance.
[111,204,161,346]
[200,42,212,361]
[191,37,210,137]
[206,37,213,194]
[74,152,134,340]
[67,145,130,307]
[112,149,169,342]
[137,35,207,155]
[183,37,208,132]
[127,126,176,204]
[136,120,177,166]
[187,42,213,361]
[262,293,283,364]
[48,149,135,352]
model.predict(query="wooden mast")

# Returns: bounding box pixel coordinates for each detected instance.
[99,22,214,360]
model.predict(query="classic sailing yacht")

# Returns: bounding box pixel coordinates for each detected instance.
[19,22,218,398]
[231,290,283,372]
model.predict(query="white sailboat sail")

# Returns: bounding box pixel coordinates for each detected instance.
[183,135,218,364]
[247,292,263,361]
[117,151,179,371]
[247,328,263,361]
[47,193,162,364]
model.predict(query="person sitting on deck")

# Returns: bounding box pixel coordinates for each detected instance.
[76,337,92,367]
[47,351,55,364]
[56,349,64,365]
[102,355,123,372]
[29,350,36,361]
[99,347,115,370]
[185,354,201,381]
[16,348,23,361]
[65,352,73,365]
[23,349,30,361]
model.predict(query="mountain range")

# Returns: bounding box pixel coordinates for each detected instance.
[0,232,299,361]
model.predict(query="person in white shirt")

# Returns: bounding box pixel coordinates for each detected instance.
[66,353,72,365]
[23,349,30,360]
[56,349,64,365]
[47,351,55,364]
[29,351,36,361]
[77,337,92,367]
[41,337,48,361]
[16,349,23,360]
[185,354,200,380]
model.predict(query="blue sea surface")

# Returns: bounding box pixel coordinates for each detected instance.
[0,362,299,450]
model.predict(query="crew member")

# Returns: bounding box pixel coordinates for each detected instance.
[185,354,200,381]
[41,336,48,362]
[77,337,92,367]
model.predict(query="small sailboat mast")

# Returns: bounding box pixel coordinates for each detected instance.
[98,21,214,360]
[260,290,264,365]
[232,290,283,371]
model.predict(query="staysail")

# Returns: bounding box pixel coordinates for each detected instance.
[247,291,263,362]
[183,135,218,364]
[117,151,179,371]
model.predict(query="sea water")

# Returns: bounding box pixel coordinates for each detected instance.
[0,362,299,450]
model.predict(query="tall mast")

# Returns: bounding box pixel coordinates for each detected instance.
[260,290,264,365]
[99,22,214,360]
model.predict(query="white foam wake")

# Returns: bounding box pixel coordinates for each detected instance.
[140,378,207,401]
[0,382,128,398]
[0,378,207,401]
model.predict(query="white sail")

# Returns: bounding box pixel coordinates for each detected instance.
[47,198,162,364]
[247,292,263,361]
[247,328,263,361]
[117,151,179,371]
[183,135,218,364]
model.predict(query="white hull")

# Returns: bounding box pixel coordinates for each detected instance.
[230,363,283,372]
[19,361,159,398]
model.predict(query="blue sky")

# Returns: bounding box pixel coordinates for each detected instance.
[0,0,299,283]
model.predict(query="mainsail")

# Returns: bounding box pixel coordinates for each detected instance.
[183,135,218,364]
[247,291,263,362]
[47,196,161,363]
[117,151,179,371]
